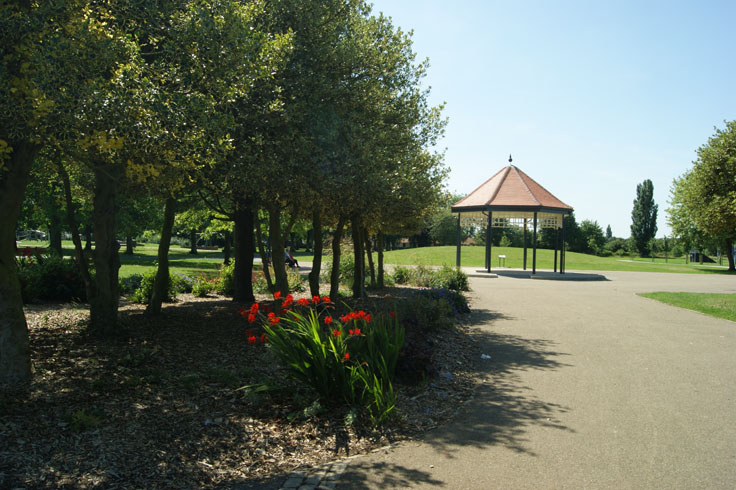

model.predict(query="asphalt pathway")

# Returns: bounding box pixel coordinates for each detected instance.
[335,270,736,489]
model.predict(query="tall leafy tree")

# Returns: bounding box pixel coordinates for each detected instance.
[631,179,658,257]
[667,121,736,271]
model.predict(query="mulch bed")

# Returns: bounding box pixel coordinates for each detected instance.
[0,288,480,489]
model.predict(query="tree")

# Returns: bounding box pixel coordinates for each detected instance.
[667,121,736,271]
[580,220,605,255]
[631,179,658,257]
[605,224,613,241]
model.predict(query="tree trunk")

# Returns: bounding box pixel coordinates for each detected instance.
[0,140,39,390]
[85,224,92,251]
[352,217,365,299]
[147,197,176,316]
[725,239,735,272]
[308,210,322,297]
[125,236,135,255]
[329,217,345,301]
[223,230,232,265]
[189,228,198,255]
[48,213,63,256]
[377,230,384,288]
[233,201,256,303]
[269,207,289,295]
[365,228,376,289]
[89,163,121,336]
[57,159,93,303]
[255,217,273,292]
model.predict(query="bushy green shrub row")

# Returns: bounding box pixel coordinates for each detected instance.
[392,264,469,291]
[16,253,87,303]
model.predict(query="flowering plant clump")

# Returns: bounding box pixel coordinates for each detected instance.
[239,292,405,425]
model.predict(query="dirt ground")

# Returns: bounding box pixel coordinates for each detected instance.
[0,288,481,489]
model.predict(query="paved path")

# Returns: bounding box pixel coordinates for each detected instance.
[331,270,736,489]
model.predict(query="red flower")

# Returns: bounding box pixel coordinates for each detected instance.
[332,329,341,338]
[322,296,331,303]
[268,312,276,319]
[260,334,267,343]
[250,303,259,314]
[312,296,320,304]
[343,352,350,361]
[324,316,333,325]
[238,307,248,317]
[340,314,350,323]
[273,291,282,299]
[269,316,280,326]
[248,335,257,345]
[353,328,362,336]
[389,311,396,318]
[364,314,372,324]
[282,294,294,308]
[246,329,252,337]
[248,314,256,323]
[297,298,310,307]
[348,329,354,336]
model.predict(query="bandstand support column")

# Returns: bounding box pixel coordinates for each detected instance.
[523,218,528,270]
[455,214,461,267]
[532,212,538,274]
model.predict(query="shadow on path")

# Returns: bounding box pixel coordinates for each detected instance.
[339,462,444,489]
[422,307,574,456]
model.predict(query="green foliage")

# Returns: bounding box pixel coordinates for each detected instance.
[668,121,736,269]
[16,252,86,303]
[389,265,468,291]
[130,270,185,303]
[392,265,411,284]
[217,261,236,296]
[631,179,658,257]
[64,406,105,433]
[262,307,404,426]
[396,291,455,333]
[192,276,217,297]
[119,273,144,295]
[580,220,606,255]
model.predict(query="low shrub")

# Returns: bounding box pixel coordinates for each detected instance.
[391,265,469,292]
[130,270,179,304]
[419,287,471,316]
[192,276,217,297]
[396,291,455,333]
[16,251,86,303]
[217,261,235,296]
[171,273,194,294]
[430,265,469,291]
[119,274,144,295]
[392,265,411,284]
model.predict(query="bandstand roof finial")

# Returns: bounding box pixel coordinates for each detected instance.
[509,154,513,163]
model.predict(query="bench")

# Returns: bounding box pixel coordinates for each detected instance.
[498,254,506,267]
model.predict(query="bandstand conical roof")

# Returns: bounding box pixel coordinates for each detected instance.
[451,165,573,215]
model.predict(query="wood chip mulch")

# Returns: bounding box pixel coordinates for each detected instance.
[0,288,482,489]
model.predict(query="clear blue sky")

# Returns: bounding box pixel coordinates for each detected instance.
[369,0,736,238]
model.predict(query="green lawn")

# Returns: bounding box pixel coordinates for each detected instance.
[17,240,230,278]
[17,240,733,276]
[639,292,736,322]
[381,245,733,274]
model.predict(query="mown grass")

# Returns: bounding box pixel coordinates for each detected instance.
[380,245,733,274]
[639,292,736,322]
[17,240,230,278]
[18,240,734,276]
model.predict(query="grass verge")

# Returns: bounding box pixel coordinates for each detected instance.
[639,292,736,322]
